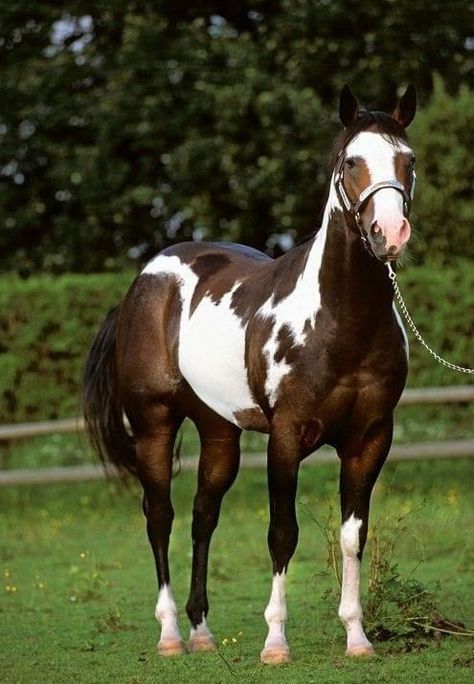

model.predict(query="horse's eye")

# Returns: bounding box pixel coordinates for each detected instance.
[409,156,416,167]
[345,158,356,169]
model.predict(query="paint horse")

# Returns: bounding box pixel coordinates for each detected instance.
[83,85,417,664]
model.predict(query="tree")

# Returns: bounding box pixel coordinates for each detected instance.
[0,1,473,273]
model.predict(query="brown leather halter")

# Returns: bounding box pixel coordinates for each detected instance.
[333,151,416,255]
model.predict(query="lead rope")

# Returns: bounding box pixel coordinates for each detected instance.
[385,262,474,374]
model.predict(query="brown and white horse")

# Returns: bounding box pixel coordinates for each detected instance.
[84,85,417,664]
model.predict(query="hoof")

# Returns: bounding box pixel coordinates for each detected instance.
[158,639,185,657]
[188,635,217,653]
[345,645,375,657]
[260,647,291,665]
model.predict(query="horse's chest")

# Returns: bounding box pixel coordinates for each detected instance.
[264,319,407,437]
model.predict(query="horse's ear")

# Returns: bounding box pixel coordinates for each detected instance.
[393,85,417,128]
[339,85,359,128]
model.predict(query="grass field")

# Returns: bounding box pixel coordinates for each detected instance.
[1,458,473,683]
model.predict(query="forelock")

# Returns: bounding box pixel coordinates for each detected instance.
[331,111,409,168]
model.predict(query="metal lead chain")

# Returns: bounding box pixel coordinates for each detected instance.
[385,263,474,374]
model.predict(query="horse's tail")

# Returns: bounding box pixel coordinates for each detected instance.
[82,306,136,476]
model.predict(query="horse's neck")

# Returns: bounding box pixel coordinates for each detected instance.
[305,181,394,326]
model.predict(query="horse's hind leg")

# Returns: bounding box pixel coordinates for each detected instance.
[186,414,241,652]
[133,403,185,656]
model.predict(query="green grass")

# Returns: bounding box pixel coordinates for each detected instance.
[1,459,474,683]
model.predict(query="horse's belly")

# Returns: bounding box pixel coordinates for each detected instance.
[178,286,257,425]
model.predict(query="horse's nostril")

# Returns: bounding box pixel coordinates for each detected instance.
[399,218,411,242]
[370,221,384,244]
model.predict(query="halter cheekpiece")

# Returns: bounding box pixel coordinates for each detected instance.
[333,150,416,255]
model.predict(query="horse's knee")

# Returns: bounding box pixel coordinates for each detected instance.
[268,518,299,571]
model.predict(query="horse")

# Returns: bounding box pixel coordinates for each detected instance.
[83,84,417,664]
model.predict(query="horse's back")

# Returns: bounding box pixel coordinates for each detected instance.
[160,240,271,266]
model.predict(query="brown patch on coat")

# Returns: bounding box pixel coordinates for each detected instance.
[163,239,312,327]
[343,156,377,226]
[272,243,312,306]
[162,242,272,316]
[244,314,275,417]
[191,253,232,280]
[188,253,235,314]
[343,156,371,203]
[231,242,312,324]
[274,324,301,365]
[394,151,414,192]
[233,407,270,432]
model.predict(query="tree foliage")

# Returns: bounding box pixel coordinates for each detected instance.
[0,1,473,273]
[409,77,474,265]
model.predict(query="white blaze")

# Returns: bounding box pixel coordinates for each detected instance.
[345,131,413,248]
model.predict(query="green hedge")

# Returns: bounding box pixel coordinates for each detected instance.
[409,78,474,265]
[0,273,133,423]
[396,260,473,387]
[0,263,472,423]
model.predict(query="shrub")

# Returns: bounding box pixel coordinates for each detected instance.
[397,259,473,387]
[409,77,474,264]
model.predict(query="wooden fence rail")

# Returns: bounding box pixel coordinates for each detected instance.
[1,385,473,442]
[0,385,472,486]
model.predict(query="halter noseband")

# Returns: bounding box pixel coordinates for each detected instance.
[333,152,416,255]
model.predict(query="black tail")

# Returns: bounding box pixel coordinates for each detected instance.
[83,306,136,476]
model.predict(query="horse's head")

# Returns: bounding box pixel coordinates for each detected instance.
[334,85,417,261]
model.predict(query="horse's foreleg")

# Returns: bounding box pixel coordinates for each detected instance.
[261,424,301,665]
[135,413,184,657]
[186,425,241,652]
[338,420,392,657]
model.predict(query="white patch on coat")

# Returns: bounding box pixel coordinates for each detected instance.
[155,584,182,643]
[258,184,339,406]
[142,253,198,304]
[179,282,258,422]
[263,572,288,651]
[393,303,409,359]
[338,514,372,651]
[345,132,413,226]
[142,254,258,425]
